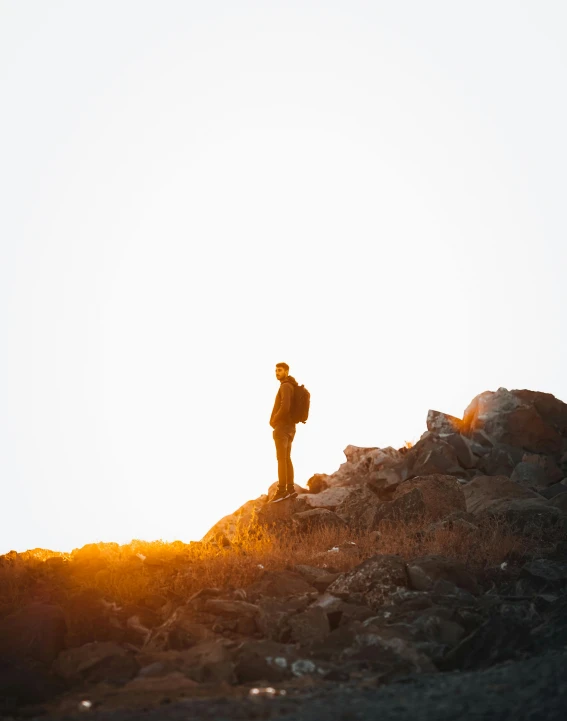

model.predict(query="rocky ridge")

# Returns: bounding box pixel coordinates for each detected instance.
[1,387,567,719]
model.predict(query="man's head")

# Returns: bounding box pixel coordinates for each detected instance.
[275,362,289,382]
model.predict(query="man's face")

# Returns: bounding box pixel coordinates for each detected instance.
[275,366,288,381]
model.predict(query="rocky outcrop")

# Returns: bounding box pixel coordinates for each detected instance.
[3,386,567,717]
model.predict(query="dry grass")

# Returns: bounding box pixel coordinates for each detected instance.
[1,512,562,622]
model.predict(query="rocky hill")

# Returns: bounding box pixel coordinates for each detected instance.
[1,387,567,720]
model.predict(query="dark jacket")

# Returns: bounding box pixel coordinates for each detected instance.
[270,376,298,428]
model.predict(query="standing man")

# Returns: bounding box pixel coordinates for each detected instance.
[269,362,299,503]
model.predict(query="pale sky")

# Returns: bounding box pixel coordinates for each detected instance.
[1,1,566,554]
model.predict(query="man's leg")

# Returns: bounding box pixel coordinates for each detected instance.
[286,428,296,493]
[273,429,290,494]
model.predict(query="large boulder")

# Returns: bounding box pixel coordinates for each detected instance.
[475,444,522,477]
[483,498,566,534]
[462,388,566,456]
[390,475,466,521]
[463,475,545,515]
[400,434,465,480]
[426,410,463,435]
[257,497,298,526]
[201,498,262,543]
[335,485,382,530]
[442,433,478,469]
[521,452,564,482]
[510,461,553,489]
[371,488,427,528]
[296,486,353,509]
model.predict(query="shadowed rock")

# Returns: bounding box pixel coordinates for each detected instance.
[463,475,544,515]
[292,508,348,532]
[326,555,408,610]
[390,474,466,521]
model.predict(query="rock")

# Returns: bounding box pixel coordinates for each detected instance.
[313,446,406,490]
[335,485,382,530]
[442,433,478,469]
[143,606,216,652]
[484,498,565,534]
[549,493,567,512]
[201,497,261,543]
[203,599,259,618]
[234,640,299,683]
[427,410,463,435]
[0,602,66,666]
[462,388,566,455]
[463,475,544,515]
[294,564,337,583]
[256,596,311,641]
[179,639,237,683]
[257,497,298,525]
[426,511,478,535]
[245,570,317,602]
[343,445,382,464]
[539,482,567,499]
[441,615,533,671]
[334,602,376,628]
[511,461,552,489]
[406,556,479,595]
[306,474,331,493]
[410,610,466,648]
[401,435,465,480]
[372,488,427,528]
[340,628,436,676]
[522,452,564,482]
[288,607,330,646]
[267,481,308,499]
[297,486,353,509]
[326,555,408,610]
[53,642,138,685]
[520,558,567,586]
[476,445,519,477]
[292,508,348,531]
[390,474,466,521]
[201,482,307,543]
[293,565,340,592]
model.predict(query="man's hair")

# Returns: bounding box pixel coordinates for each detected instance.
[276,362,289,372]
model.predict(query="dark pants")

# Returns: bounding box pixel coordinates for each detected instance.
[273,424,296,492]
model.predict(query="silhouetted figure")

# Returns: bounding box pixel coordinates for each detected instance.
[269,362,299,503]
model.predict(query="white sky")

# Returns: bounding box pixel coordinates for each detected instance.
[1,1,566,554]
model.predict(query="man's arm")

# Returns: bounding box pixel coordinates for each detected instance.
[271,383,293,427]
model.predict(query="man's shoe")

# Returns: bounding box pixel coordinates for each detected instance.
[270,488,288,503]
[287,490,298,499]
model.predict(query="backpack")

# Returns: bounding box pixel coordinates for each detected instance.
[291,383,310,424]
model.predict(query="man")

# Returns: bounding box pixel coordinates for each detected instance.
[269,362,299,503]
